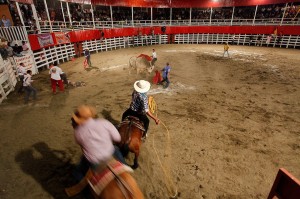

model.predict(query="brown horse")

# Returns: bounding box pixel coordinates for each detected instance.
[65,163,144,199]
[96,172,144,199]
[118,116,144,169]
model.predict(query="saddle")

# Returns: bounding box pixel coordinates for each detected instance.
[88,158,133,196]
[118,116,145,145]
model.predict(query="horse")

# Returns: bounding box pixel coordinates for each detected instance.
[65,159,144,199]
[118,116,145,169]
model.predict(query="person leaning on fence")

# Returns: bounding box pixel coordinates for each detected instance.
[223,42,230,57]
[151,49,157,66]
[84,48,91,67]
[17,63,27,93]
[23,70,37,104]
[49,63,64,94]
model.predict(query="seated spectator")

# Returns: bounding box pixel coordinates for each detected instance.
[0,37,8,60]
[32,26,39,34]
[22,41,29,52]
[1,15,11,27]
[13,44,23,57]
[6,42,13,57]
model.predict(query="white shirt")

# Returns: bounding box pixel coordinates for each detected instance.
[23,74,33,86]
[49,66,62,80]
[18,65,26,76]
[22,43,29,51]
[152,51,157,59]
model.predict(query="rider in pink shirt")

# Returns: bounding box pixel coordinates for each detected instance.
[72,105,123,177]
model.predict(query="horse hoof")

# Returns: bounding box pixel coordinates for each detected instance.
[131,164,139,170]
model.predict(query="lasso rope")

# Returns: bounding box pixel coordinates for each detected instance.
[148,96,178,198]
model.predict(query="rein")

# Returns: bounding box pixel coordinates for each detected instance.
[107,165,134,199]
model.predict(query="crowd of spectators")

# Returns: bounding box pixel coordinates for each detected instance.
[1,0,299,29]
[0,36,30,60]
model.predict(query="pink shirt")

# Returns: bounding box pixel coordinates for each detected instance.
[74,118,121,164]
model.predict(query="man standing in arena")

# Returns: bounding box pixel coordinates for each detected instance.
[223,42,230,57]
[17,63,27,93]
[23,70,37,104]
[151,49,157,66]
[160,62,171,89]
[49,63,64,94]
[84,48,92,67]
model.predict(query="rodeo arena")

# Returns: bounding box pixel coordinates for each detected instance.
[1,0,300,198]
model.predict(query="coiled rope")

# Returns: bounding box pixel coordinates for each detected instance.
[148,96,178,198]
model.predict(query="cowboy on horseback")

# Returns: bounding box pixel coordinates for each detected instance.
[69,105,144,198]
[71,105,126,178]
[122,80,160,138]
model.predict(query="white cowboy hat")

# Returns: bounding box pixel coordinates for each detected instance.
[72,105,96,125]
[134,80,151,93]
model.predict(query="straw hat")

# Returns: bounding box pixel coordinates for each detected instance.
[72,105,96,125]
[134,80,151,93]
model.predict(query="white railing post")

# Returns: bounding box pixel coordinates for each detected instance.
[91,4,95,29]
[60,1,66,25]
[231,7,235,26]
[151,7,153,26]
[281,3,288,26]
[15,2,25,26]
[131,6,134,27]
[209,7,213,25]
[110,6,113,28]
[253,5,258,25]
[43,0,52,32]
[31,4,41,32]
[189,8,192,25]
[66,2,72,27]
[170,8,172,26]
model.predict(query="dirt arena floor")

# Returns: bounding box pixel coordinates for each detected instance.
[0,44,300,199]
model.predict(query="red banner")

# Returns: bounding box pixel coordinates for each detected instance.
[54,32,71,44]
[28,25,300,51]
[10,0,33,4]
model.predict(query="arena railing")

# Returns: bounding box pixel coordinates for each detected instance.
[31,34,168,71]
[32,43,76,70]
[174,33,299,49]
[38,18,300,33]
[0,57,18,104]
[0,26,28,42]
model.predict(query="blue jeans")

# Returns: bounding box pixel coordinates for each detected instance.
[73,146,126,182]
[24,86,37,103]
[161,77,170,88]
